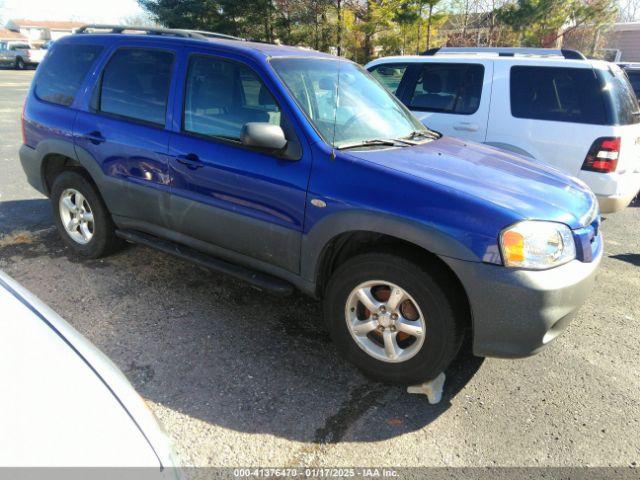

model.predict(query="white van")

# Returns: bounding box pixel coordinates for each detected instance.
[367,47,640,213]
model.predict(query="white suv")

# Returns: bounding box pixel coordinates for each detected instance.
[366,47,640,213]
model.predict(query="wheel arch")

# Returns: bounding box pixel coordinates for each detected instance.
[302,211,476,326]
[309,226,474,339]
[36,139,107,197]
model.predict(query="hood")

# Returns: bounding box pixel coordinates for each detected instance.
[345,136,597,229]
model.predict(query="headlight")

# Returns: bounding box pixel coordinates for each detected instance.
[500,221,576,269]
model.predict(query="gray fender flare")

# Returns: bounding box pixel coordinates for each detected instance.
[35,139,122,212]
[300,210,480,283]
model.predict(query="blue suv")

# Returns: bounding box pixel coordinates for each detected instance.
[19,26,602,384]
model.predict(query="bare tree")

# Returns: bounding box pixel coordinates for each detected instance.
[619,0,640,21]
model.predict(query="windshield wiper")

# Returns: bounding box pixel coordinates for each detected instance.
[336,139,399,150]
[404,129,441,141]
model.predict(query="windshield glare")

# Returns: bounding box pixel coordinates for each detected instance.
[270,58,426,148]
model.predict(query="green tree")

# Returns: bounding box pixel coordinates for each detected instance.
[497,0,617,47]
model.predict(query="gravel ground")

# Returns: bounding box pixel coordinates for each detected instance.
[1,69,639,471]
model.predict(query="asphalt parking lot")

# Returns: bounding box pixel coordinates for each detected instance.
[1,69,640,470]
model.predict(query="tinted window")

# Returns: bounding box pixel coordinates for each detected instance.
[99,48,173,126]
[368,63,408,95]
[510,66,607,125]
[184,55,281,140]
[601,66,640,125]
[407,63,484,114]
[624,70,640,98]
[34,43,103,106]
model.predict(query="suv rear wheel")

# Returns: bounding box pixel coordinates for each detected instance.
[323,252,464,384]
[15,57,25,70]
[51,171,123,258]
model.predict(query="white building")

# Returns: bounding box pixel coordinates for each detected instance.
[5,19,85,46]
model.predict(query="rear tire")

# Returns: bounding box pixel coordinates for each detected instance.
[323,252,465,384]
[15,57,25,70]
[51,171,123,259]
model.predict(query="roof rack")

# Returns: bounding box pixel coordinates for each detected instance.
[176,29,244,41]
[422,47,586,60]
[75,24,207,39]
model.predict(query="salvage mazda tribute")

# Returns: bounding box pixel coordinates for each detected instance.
[19,26,602,384]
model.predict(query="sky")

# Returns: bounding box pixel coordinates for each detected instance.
[0,0,147,24]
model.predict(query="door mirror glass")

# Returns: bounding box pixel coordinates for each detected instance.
[241,122,287,151]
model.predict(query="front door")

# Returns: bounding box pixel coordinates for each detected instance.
[168,52,311,273]
[401,60,492,143]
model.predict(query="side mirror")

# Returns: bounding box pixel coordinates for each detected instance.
[241,122,287,152]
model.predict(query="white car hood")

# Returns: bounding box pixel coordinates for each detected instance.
[0,272,175,469]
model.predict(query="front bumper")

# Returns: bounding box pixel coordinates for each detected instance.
[443,242,602,358]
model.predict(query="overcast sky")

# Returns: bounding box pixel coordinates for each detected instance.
[0,0,147,24]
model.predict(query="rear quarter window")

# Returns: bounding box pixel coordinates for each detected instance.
[34,43,103,106]
[510,66,607,125]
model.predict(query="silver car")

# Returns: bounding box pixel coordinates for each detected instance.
[0,270,179,472]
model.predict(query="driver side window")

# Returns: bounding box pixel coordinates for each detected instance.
[183,55,282,141]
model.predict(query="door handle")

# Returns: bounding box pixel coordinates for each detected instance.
[80,131,105,145]
[453,122,479,132]
[175,153,203,169]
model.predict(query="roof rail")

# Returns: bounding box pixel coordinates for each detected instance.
[75,24,208,39]
[422,47,586,60]
[175,29,244,41]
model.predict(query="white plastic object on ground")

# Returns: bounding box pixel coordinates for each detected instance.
[407,372,446,404]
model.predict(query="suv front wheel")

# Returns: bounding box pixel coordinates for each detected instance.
[51,171,123,258]
[324,252,464,384]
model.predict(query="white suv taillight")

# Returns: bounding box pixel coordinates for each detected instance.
[581,137,620,173]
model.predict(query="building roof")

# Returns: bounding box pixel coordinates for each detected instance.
[9,19,85,31]
[0,28,27,41]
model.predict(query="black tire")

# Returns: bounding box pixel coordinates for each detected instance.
[51,170,123,259]
[15,57,25,70]
[323,252,465,384]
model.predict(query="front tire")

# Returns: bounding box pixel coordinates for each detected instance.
[51,171,123,259]
[324,252,465,384]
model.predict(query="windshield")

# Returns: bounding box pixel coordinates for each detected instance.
[270,58,428,148]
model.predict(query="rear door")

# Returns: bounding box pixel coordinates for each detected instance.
[399,59,492,143]
[74,43,178,230]
[167,50,311,273]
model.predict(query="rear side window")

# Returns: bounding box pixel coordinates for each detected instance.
[406,63,484,114]
[510,66,607,125]
[183,55,281,140]
[34,43,103,106]
[368,63,409,95]
[98,48,174,126]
